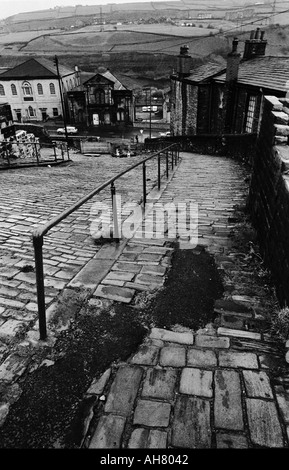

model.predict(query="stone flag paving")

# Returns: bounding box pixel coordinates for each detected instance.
[78,153,289,449]
[0,151,289,447]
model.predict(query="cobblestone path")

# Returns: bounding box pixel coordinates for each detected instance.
[0,152,164,350]
[80,153,289,449]
[1,151,289,448]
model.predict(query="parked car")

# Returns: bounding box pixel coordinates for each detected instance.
[159,131,171,137]
[57,126,78,135]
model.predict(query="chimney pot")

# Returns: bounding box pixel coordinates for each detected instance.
[177,45,191,77]
[250,30,255,39]
[232,37,238,53]
[180,45,189,56]
[255,28,261,39]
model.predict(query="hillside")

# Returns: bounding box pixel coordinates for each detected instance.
[1,22,289,91]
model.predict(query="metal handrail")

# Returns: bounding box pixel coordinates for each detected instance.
[32,142,180,340]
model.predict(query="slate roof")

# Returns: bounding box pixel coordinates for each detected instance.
[0,58,75,80]
[102,70,127,91]
[83,70,128,91]
[213,56,289,92]
[185,60,226,83]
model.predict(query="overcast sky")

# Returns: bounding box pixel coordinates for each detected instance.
[1,0,170,20]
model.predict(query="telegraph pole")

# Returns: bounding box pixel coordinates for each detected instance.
[54,55,69,158]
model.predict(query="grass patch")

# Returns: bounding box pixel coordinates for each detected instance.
[270,307,289,342]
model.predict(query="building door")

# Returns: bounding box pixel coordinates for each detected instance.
[93,113,99,126]
[16,111,22,122]
[40,109,47,121]
[104,113,111,125]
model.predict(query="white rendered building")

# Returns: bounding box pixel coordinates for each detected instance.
[0,57,80,123]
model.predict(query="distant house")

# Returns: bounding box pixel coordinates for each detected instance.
[0,58,80,123]
[81,69,133,128]
[170,28,289,136]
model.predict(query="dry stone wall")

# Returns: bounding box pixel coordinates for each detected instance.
[249,95,289,306]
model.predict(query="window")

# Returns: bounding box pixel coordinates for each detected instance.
[22,81,32,95]
[53,108,58,117]
[28,106,36,118]
[11,84,17,95]
[95,89,105,105]
[245,95,257,133]
[69,79,73,89]
[50,83,56,95]
[37,83,43,95]
[0,84,4,95]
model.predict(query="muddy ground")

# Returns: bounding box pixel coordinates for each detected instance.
[0,244,223,449]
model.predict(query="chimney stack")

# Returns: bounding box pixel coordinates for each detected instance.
[177,45,191,78]
[243,28,267,60]
[226,37,241,82]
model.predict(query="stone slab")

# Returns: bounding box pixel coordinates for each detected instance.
[195,334,230,349]
[180,368,213,398]
[187,349,217,367]
[86,368,111,395]
[112,262,141,273]
[0,297,25,309]
[133,400,171,427]
[214,369,244,430]
[159,345,186,367]
[88,414,126,448]
[217,327,261,340]
[105,271,135,282]
[276,393,289,423]
[94,241,126,260]
[68,259,112,289]
[141,265,166,276]
[94,284,135,303]
[246,398,284,447]
[104,366,143,416]
[216,433,248,449]
[150,328,194,345]
[171,396,211,448]
[0,319,26,343]
[128,428,167,449]
[130,343,160,366]
[243,370,274,399]
[219,351,258,369]
[142,368,178,400]
[0,353,28,382]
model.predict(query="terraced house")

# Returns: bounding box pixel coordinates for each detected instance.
[171,28,289,136]
[0,58,80,123]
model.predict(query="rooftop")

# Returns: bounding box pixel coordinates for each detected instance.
[214,56,289,92]
[0,58,75,80]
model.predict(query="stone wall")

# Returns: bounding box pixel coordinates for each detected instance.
[153,133,256,163]
[170,79,198,136]
[248,96,289,306]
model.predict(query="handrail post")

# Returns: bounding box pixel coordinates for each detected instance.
[53,143,57,161]
[35,143,39,165]
[111,182,120,242]
[143,161,146,207]
[33,235,47,340]
[5,142,10,167]
[166,151,169,178]
[158,155,161,190]
[171,150,174,170]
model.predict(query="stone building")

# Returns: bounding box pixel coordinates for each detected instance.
[67,69,133,129]
[0,58,80,123]
[83,70,133,128]
[170,29,289,136]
